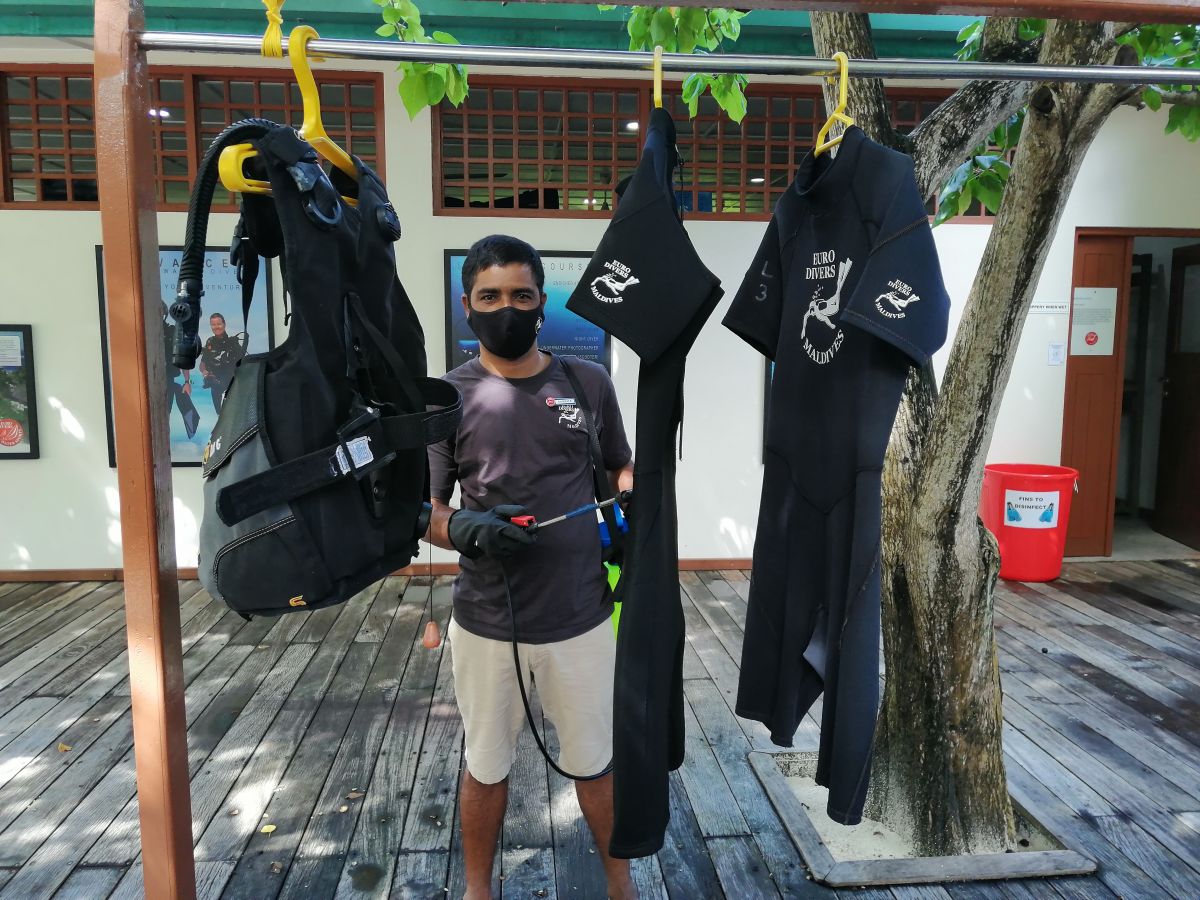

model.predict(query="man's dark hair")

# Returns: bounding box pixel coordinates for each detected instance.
[210,313,226,323]
[461,235,544,298]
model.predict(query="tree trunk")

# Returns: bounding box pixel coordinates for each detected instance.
[867,19,1128,856]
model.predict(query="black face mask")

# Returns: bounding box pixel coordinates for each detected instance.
[467,304,545,360]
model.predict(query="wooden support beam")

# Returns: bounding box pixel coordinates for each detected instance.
[518,0,1200,26]
[93,1,196,899]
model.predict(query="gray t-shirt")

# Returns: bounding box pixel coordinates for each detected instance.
[429,354,632,643]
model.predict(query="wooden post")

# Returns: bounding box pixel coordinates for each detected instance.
[93,2,197,898]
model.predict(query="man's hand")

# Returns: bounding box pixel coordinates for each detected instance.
[448,505,538,560]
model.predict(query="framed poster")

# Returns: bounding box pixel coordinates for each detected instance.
[96,246,275,467]
[443,249,611,372]
[0,325,39,460]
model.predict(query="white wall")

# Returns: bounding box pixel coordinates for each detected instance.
[2,43,1198,571]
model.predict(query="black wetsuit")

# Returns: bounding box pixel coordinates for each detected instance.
[723,126,949,826]
[567,107,723,859]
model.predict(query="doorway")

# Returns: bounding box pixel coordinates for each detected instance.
[1061,229,1200,558]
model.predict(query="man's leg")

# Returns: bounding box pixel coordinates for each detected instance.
[538,620,636,900]
[459,770,506,900]
[575,773,637,900]
[449,618,529,900]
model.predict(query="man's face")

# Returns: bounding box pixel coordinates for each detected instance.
[211,317,226,338]
[462,263,545,316]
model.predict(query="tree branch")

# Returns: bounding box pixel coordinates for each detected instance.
[809,12,898,147]
[907,80,1034,199]
[1127,87,1200,107]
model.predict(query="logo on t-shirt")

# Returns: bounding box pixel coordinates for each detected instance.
[874,278,921,320]
[590,259,641,304]
[802,253,853,365]
[547,397,582,428]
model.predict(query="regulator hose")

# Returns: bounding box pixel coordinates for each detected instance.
[170,118,276,370]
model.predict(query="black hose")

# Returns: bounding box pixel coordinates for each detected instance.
[171,118,276,370]
[501,562,614,782]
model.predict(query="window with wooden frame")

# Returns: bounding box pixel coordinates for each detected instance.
[0,66,384,210]
[432,78,989,222]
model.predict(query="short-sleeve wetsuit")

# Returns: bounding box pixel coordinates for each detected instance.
[567,107,723,858]
[723,125,950,826]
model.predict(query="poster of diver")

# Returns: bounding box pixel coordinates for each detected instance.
[0,325,39,460]
[96,246,274,467]
[443,250,611,372]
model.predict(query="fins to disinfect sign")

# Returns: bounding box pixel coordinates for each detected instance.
[1069,287,1117,356]
[1003,489,1060,529]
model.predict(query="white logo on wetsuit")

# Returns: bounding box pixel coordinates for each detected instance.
[546,396,583,428]
[590,259,641,304]
[874,278,921,320]
[802,254,853,365]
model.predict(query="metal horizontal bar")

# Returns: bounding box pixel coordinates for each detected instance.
[139,31,1200,87]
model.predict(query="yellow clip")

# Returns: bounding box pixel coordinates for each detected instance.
[814,52,855,157]
[261,0,285,59]
[289,596,307,607]
[652,45,664,109]
[218,25,359,205]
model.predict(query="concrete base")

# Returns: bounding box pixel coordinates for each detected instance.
[750,751,1097,887]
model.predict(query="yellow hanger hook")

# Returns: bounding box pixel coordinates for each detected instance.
[814,51,855,157]
[288,25,357,181]
[653,45,663,109]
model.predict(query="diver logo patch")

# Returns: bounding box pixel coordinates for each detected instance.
[802,254,853,365]
[547,397,582,429]
[874,278,921,320]
[590,259,641,304]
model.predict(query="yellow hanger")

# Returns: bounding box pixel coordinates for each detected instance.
[653,45,663,109]
[814,52,854,157]
[218,25,358,200]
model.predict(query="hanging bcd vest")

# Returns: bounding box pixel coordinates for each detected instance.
[171,119,461,618]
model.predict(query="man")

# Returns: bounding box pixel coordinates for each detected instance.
[161,301,200,439]
[198,312,246,414]
[424,235,636,900]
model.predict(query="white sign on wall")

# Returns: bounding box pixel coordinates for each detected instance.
[1003,489,1060,529]
[1069,287,1118,356]
[1029,298,1070,315]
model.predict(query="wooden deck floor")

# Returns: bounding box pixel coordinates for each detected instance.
[0,561,1197,898]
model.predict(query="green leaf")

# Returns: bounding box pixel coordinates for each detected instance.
[398,71,429,119]
[1143,88,1163,111]
[432,31,460,45]
[397,0,420,20]
[650,8,675,47]
[956,185,974,217]
[681,73,708,104]
[942,159,971,196]
[381,6,403,25]
[445,65,468,106]
[426,70,447,106]
[933,192,959,227]
[596,4,617,10]
[1166,102,1189,133]
[973,178,1005,213]
[956,20,982,43]
[973,153,1001,170]
[375,23,396,38]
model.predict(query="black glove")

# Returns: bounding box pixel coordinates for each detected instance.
[448,504,537,560]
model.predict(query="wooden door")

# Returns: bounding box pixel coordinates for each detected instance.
[1061,233,1133,557]
[1153,243,1200,549]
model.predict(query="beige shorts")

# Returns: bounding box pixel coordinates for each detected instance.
[449,616,616,784]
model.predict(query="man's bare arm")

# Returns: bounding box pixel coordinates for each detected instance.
[424,498,457,551]
[609,461,634,502]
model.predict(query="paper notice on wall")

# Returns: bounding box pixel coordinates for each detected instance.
[0,334,21,367]
[1070,287,1117,356]
[1004,489,1060,529]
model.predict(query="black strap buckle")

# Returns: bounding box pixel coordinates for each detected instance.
[333,406,396,482]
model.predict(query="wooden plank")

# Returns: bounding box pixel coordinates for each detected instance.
[389,850,450,898]
[292,602,349,644]
[81,643,316,868]
[996,609,1200,750]
[677,696,751,838]
[629,856,670,900]
[822,850,1095,887]
[50,865,125,900]
[501,847,556,899]
[105,861,236,900]
[0,583,119,668]
[889,887,952,899]
[0,583,82,635]
[327,578,452,899]
[502,696,555,899]
[545,713,608,900]
[398,614,463,853]
[193,643,379,872]
[0,696,59,752]
[355,576,405,643]
[707,835,783,899]
[656,771,722,900]
[222,585,430,900]
[684,679,827,898]
[697,570,748,629]
[1048,877,1120,900]
[1002,723,1197,898]
[0,592,127,691]
[679,588,775,751]
[679,572,744,659]
[681,638,707,680]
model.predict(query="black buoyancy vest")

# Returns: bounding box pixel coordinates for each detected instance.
[175,120,461,618]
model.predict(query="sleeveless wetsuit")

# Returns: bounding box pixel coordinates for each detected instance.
[567,107,723,858]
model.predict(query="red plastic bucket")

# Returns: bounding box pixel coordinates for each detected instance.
[980,463,1079,582]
